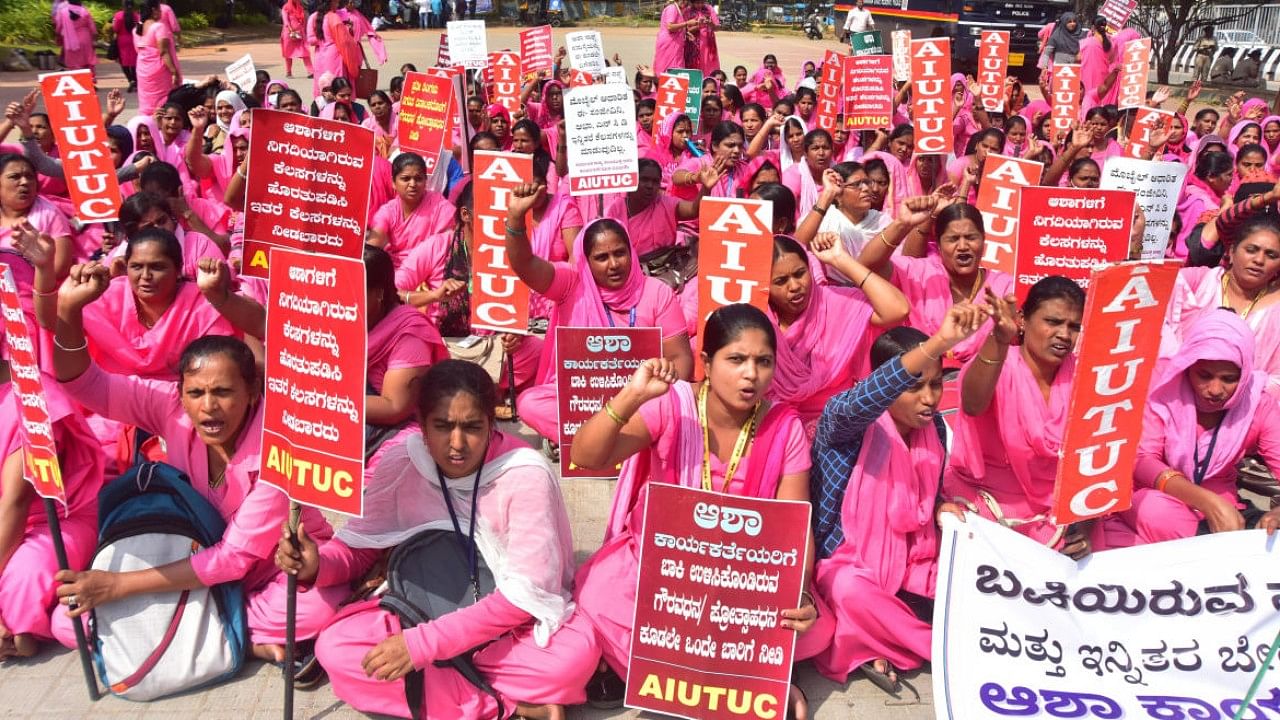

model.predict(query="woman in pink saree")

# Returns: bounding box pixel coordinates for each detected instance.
[782,129,835,225]
[275,361,598,720]
[0,252,104,660]
[280,0,313,77]
[1173,145,1232,258]
[325,0,387,88]
[654,0,695,76]
[767,234,908,430]
[690,0,720,75]
[50,274,345,663]
[571,304,832,717]
[368,153,455,269]
[504,207,693,442]
[946,276,1099,556]
[54,0,98,74]
[1162,215,1280,398]
[812,311,987,693]
[1078,19,1115,107]
[1106,310,1280,548]
[134,0,180,115]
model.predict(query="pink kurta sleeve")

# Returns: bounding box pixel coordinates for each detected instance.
[780,415,811,475]
[370,199,397,235]
[1251,398,1280,473]
[639,390,674,441]
[314,538,381,587]
[393,235,447,291]
[1132,406,1170,490]
[402,589,530,669]
[646,280,688,340]
[191,484,331,585]
[541,262,580,304]
[59,362,175,436]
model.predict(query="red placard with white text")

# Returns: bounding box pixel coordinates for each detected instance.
[815,51,843,133]
[842,55,893,130]
[488,51,522,112]
[260,249,367,517]
[39,70,122,223]
[1117,39,1152,111]
[1126,107,1173,159]
[1051,262,1179,525]
[398,69,457,174]
[976,154,1043,276]
[653,74,690,144]
[1050,64,1082,138]
[911,38,952,154]
[1098,0,1138,30]
[568,68,594,89]
[520,25,554,79]
[555,327,661,478]
[0,264,65,508]
[1014,186,1135,302]
[242,110,373,278]
[470,151,532,334]
[625,484,809,720]
[977,32,1010,112]
[697,198,772,373]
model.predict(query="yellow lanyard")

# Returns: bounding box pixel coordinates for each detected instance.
[1221,273,1266,320]
[697,382,760,493]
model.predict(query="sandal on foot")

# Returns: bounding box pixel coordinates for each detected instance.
[585,668,626,710]
[860,661,902,697]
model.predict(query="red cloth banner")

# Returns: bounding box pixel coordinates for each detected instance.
[1117,39,1152,111]
[815,51,843,133]
[625,483,809,720]
[1125,106,1173,159]
[910,38,952,154]
[38,70,122,223]
[398,69,457,174]
[1051,261,1179,525]
[488,51,522,112]
[470,151,532,334]
[242,110,374,278]
[654,74,691,144]
[1014,186,1135,302]
[519,25,554,79]
[842,55,893,131]
[975,154,1043,276]
[259,249,367,516]
[1050,64,1082,138]
[977,31,1010,112]
[555,327,661,478]
[0,264,65,508]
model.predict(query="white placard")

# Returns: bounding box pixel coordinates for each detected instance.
[1100,157,1189,260]
[602,66,627,85]
[566,30,605,76]
[446,20,488,69]
[226,53,257,92]
[933,514,1280,718]
[565,83,638,196]
[891,29,912,82]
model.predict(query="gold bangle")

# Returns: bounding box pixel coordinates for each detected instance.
[975,352,1002,366]
[1155,469,1182,493]
[34,287,58,297]
[878,231,899,249]
[603,401,628,426]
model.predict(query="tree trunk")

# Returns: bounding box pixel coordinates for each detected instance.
[1157,41,1178,84]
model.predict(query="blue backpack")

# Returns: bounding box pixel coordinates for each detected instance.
[90,462,248,701]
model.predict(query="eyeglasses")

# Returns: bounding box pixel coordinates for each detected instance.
[841,179,872,189]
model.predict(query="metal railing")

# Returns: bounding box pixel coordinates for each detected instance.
[1193,3,1280,40]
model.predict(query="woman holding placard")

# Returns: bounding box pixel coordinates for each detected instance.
[945,276,1099,556]
[810,309,987,694]
[1106,309,1280,547]
[44,258,347,665]
[502,200,693,443]
[0,251,103,660]
[572,304,831,717]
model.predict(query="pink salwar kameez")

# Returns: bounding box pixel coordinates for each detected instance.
[1106,311,1280,547]
[312,432,599,720]
[52,364,347,649]
[889,255,1013,367]
[280,0,313,77]
[654,2,692,76]
[135,21,178,115]
[370,193,456,269]
[814,411,942,680]
[574,382,833,676]
[0,379,103,642]
[54,4,98,73]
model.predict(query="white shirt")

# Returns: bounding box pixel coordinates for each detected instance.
[818,207,890,284]
[844,7,874,33]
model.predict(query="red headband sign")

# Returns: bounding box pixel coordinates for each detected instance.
[470,151,533,334]
[910,38,953,155]
[39,70,123,223]
[977,31,1010,112]
[1051,261,1178,525]
[1050,64,1082,138]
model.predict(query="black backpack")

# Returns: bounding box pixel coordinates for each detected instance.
[379,529,504,720]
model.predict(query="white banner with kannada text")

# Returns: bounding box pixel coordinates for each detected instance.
[933,515,1280,720]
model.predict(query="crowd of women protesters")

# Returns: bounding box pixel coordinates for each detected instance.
[3,3,1280,718]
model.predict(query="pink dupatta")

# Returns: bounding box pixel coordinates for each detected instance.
[367,304,447,392]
